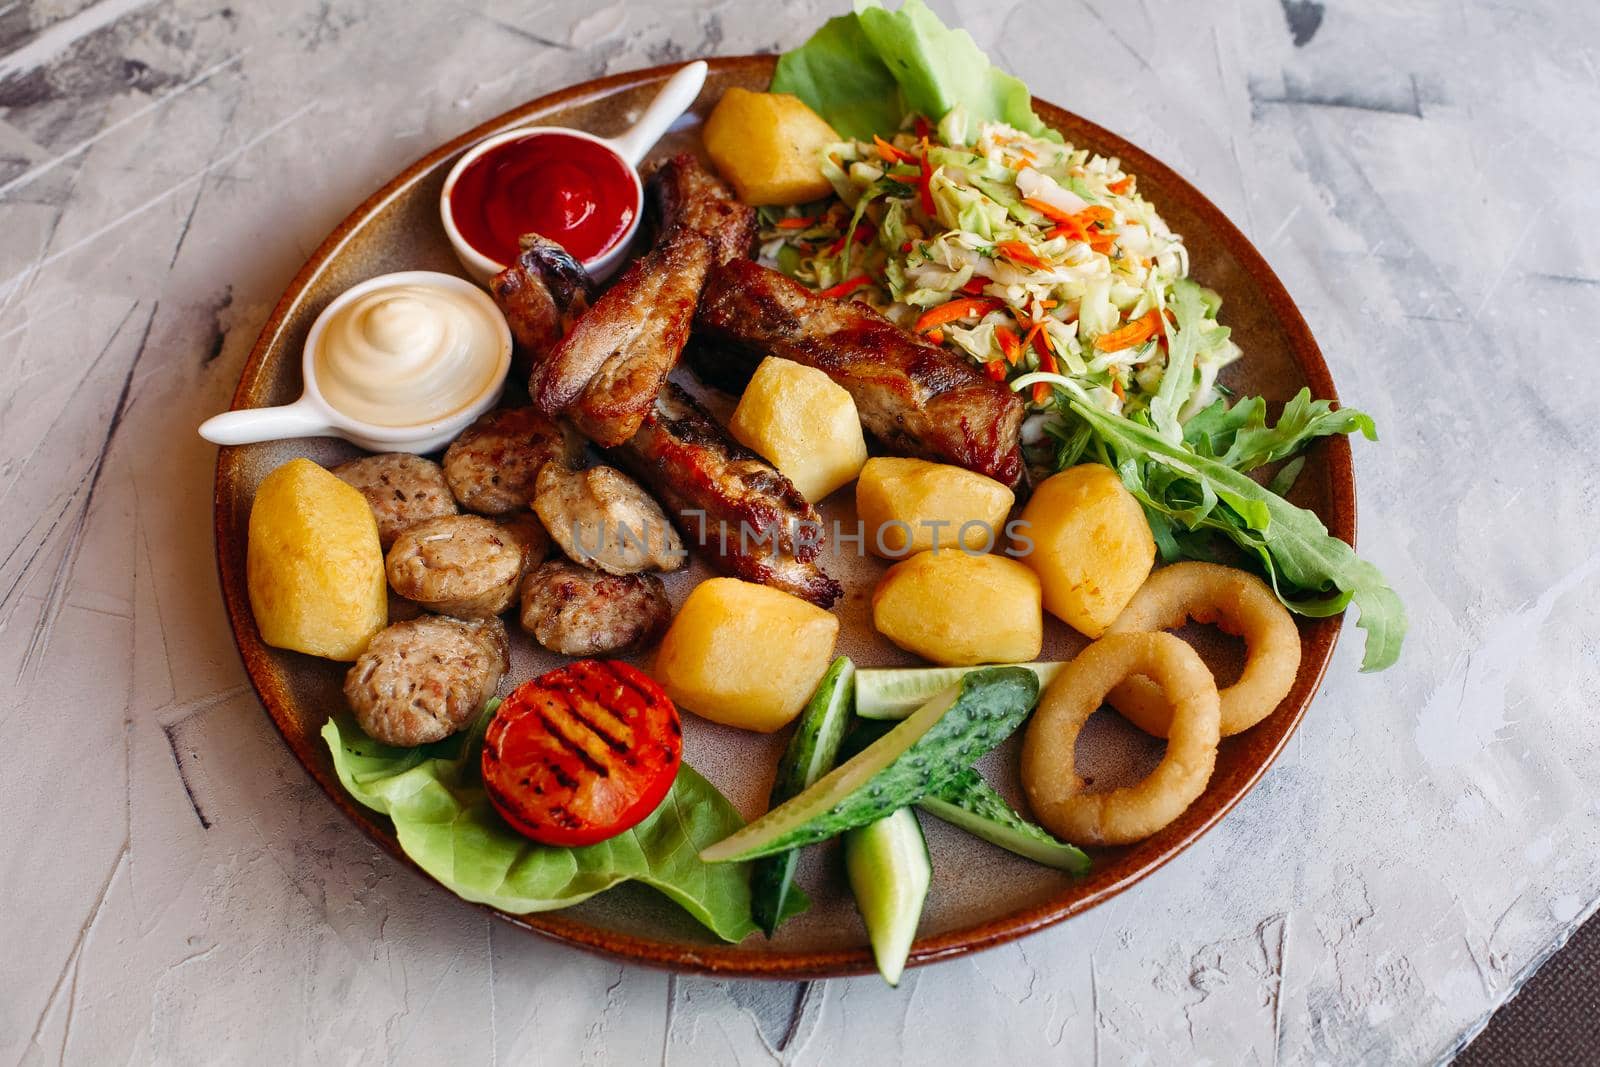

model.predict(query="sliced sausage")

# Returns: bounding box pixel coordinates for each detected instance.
[333,453,458,548]
[385,514,524,618]
[517,559,672,656]
[443,406,575,516]
[498,511,551,576]
[344,615,509,746]
[532,462,685,575]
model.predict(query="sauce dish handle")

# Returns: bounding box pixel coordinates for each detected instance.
[606,60,708,166]
[199,397,334,446]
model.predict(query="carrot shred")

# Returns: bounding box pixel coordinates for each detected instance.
[775,216,815,230]
[960,276,989,296]
[873,135,912,164]
[1093,309,1164,352]
[817,274,873,299]
[1108,176,1134,195]
[984,360,1007,382]
[1021,197,1075,224]
[914,297,1001,333]
[926,328,945,344]
[1110,376,1126,401]
[995,326,1023,365]
[1031,382,1053,405]
[1031,326,1058,372]
[995,241,1052,271]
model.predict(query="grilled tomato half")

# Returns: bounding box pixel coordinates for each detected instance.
[482,660,682,846]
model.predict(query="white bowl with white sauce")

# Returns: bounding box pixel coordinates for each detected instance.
[198,271,512,454]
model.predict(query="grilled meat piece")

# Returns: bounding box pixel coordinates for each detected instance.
[489,235,596,370]
[518,560,671,656]
[531,154,755,447]
[645,151,758,264]
[443,406,576,516]
[691,259,1028,486]
[532,462,686,575]
[610,382,842,608]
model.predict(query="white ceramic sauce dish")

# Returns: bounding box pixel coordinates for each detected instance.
[198,271,512,454]
[440,60,708,286]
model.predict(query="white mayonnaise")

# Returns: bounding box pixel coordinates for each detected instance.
[313,282,505,428]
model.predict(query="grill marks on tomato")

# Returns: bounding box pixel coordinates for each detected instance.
[483,661,683,847]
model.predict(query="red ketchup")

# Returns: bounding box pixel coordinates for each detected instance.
[449,132,636,266]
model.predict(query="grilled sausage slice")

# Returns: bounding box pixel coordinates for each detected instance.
[692,258,1027,486]
[344,615,509,746]
[443,406,575,516]
[532,462,685,575]
[333,453,458,548]
[609,382,842,607]
[385,514,524,618]
[518,559,671,656]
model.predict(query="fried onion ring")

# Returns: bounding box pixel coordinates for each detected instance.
[1022,632,1220,846]
[1106,562,1301,738]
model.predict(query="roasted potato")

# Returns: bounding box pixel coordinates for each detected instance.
[702,88,839,206]
[856,457,1015,557]
[871,551,1042,666]
[652,577,839,732]
[1014,464,1155,638]
[247,458,387,661]
[729,356,867,502]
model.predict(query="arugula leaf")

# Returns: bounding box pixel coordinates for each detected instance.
[1022,375,1406,671]
[1183,388,1378,473]
[773,0,1057,143]
[323,705,757,942]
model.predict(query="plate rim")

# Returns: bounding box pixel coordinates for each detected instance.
[212,55,1352,980]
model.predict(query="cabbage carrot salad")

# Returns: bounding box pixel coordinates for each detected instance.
[760,111,1239,422]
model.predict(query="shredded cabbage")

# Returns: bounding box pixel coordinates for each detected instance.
[760,119,1240,421]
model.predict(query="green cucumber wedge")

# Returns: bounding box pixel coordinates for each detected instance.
[919,769,1091,875]
[751,656,856,936]
[844,807,931,987]
[856,662,1065,719]
[700,666,1040,863]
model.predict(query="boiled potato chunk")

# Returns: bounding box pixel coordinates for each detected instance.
[1015,464,1155,638]
[856,457,1015,557]
[872,552,1042,666]
[702,88,839,206]
[248,458,387,661]
[653,577,839,732]
[729,356,867,502]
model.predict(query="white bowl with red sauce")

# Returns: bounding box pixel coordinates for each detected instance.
[440,61,707,286]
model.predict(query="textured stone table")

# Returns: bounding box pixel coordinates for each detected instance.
[2,0,1595,1063]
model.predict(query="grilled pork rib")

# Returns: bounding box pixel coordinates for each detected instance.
[531,154,755,447]
[610,383,842,608]
[691,259,1028,486]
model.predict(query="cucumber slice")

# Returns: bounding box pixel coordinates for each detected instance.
[751,657,856,936]
[700,666,1040,863]
[856,662,1065,719]
[844,808,931,986]
[919,769,1090,874]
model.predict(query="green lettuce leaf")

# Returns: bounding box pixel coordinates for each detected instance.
[771,13,903,141]
[322,705,757,942]
[772,0,1057,143]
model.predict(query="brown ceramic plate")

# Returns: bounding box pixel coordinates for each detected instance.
[213,56,1351,979]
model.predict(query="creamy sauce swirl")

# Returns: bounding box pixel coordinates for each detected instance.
[313,282,506,427]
